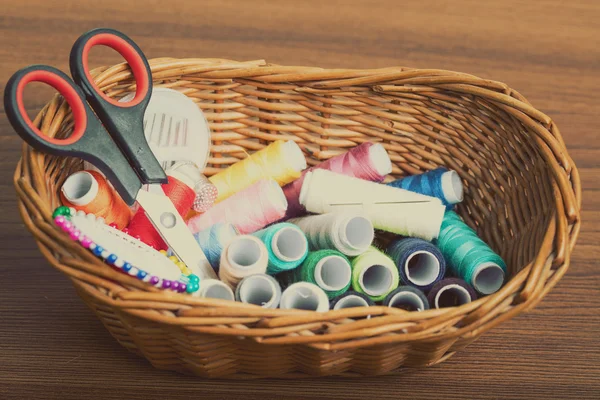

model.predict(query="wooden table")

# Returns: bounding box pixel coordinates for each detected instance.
[1,1,598,399]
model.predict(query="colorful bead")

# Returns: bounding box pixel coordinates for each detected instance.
[178,283,187,293]
[92,245,104,256]
[81,237,92,248]
[61,221,73,231]
[169,256,179,264]
[159,250,168,256]
[161,280,172,289]
[122,262,132,272]
[188,274,200,284]
[171,281,180,291]
[106,254,118,264]
[52,206,72,219]
[149,276,159,285]
[182,267,192,276]
[137,270,148,279]
[186,281,199,293]
[54,215,66,227]
[69,229,81,240]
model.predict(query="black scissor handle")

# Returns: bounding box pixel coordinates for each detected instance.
[3,64,143,205]
[69,28,167,185]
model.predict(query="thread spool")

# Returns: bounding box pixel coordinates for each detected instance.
[194,279,235,301]
[330,291,374,310]
[387,238,446,291]
[187,179,288,235]
[437,211,506,295]
[279,282,329,312]
[209,140,307,203]
[383,286,429,311]
[427,278,477,309]
[252,223,308,275]
[283,143,392,219]
[289,212,374,256]
[193,223,239,272]
[286,250,352,299]
[299,169,445,241]
[235,274,282,308]
[351,247,399,302]
[387,168,464,208]
[126,165,197,250]
[219,235,268,289]
[60,170,131,229]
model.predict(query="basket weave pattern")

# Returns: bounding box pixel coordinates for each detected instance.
[14,58,581,378]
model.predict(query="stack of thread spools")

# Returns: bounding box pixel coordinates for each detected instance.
[56,139,507,311]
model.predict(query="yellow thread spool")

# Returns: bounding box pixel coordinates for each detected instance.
[209,140,307,203]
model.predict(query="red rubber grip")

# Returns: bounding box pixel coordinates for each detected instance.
[81,33,150,107]
[16,70,87,146]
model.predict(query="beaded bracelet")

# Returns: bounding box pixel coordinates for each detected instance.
[52,206,200,293]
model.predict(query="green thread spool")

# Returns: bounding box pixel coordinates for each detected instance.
[436,211,506,295]
[286,249,352,299]
[351,246,399,302]
[252,223,309,275]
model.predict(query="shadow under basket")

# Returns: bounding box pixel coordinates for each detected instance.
[14,58,581,379]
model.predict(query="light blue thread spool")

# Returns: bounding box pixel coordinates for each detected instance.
[436,211,506,295]
[193,222,239,272]
[252,223,309,275]
[387,168,463,209]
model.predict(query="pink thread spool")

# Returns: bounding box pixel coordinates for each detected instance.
[282,142,392,219]
[187,179,288,235]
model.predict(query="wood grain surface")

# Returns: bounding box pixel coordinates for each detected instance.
[1,1,598,399]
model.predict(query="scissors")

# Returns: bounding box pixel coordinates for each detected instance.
[4,28,216,280]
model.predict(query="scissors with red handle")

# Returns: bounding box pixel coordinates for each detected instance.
[4,28,216,280]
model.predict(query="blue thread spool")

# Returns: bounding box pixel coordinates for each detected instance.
[383,286,429,311]
[436,211,506,295]
[387,237,446,291]
[330,290,374,310]
[252,223,309,275]
[193,222,239,272]
[387,168,463,208]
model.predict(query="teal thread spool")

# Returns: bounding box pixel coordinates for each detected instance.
[436,211,506,295]
[252,223,309,275]
[286,249,352,299]
[351,246,399,302]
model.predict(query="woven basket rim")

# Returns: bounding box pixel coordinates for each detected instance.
[13,57,582,351]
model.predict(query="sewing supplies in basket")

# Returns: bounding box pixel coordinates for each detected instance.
[21,27,506,311]
[53,137,509,311]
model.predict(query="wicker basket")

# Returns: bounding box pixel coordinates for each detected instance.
[14,58,581,378]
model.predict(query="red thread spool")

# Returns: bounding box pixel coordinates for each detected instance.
[60,170,131,229]
[126,174,196,250]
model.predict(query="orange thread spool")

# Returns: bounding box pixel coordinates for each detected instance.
[60,170,131,229]
[126,175,196,250]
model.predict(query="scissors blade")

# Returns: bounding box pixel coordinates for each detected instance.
[135,189,217,280]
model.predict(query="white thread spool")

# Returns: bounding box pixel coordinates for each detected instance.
[471,262,505,295]
[434,284,473,308]
[289,212,374,256]
[313,255,352,293]
[280,282,329,312]
[219,235,268,289]
[299,169,445,240]
[269,225,308,263]
[194,279,235,301]
[61,171,99,206]
[440,170,464,204]
[235,274,282,308]
[332,294,371,310]
[404,250,441,288]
